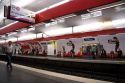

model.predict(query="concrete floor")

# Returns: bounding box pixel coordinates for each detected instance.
[0,63,82,83]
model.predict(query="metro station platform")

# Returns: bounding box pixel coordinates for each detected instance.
[0,61,112,83]
[0,55,125,82]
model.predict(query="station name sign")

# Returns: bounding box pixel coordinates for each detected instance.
[4,5,36,24]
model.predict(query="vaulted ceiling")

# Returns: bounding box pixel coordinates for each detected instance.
[0,0,119,35]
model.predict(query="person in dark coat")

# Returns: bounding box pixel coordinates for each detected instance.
[6,41,14,69]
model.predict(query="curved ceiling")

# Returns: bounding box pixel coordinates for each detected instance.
[0,0,119,35]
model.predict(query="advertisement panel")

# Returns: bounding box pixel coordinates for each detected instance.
[47,40,57,56]
[58,38,83,57]
[98,34,125,54]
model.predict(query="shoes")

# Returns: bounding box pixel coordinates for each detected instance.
[7,65,12,69]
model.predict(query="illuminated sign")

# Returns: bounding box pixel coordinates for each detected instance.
[7,5,35,24]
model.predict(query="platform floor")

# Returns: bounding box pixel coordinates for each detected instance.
[0,61,112,83]
[16,55,125,64]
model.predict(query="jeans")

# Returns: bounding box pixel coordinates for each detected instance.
[6,53,12,68]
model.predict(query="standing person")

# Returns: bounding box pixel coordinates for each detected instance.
[6,41,14,69]
[92,45,96,59]
[108,37,120,52]
[113,37,120,52]
[69,41,75,57]
[62,46,66,56]
[117,48,123,58]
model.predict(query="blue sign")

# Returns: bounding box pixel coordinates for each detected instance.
[84,38,95,41]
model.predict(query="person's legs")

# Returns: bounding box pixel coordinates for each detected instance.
[7,53,12,68]
[8,55,12,68]
[92,52,95,59]
[115,45,119,52]
[72,50,75,57]
[6,55,9,67]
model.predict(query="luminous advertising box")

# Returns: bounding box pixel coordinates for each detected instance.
[7,5,35,24]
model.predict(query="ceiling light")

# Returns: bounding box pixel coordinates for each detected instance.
[35,0,71,13]
[58,14,76,20]
[18,33,35,41]
[74,22,104,33]
[112,19,125,28]
[45,27,72,36]
[7,37,17,42]
[48,0,71,9]
[28,27,35,31]
[7,32,17,36]
[20,29,28,33]
[12,0,35,7]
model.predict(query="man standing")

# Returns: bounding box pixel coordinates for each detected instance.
[69,41,75,57]
[108,37,120,52]
[6,41,13,69]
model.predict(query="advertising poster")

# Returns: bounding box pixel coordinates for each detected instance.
[40,41,48,55]
[19,42,31,55]
[29,42,43,55]
[47,40,57,56]
[97,33,125,54]
[58,38,83,57]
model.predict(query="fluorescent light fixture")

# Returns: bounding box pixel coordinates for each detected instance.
[112,19,125,28]
[8,32,17,36]
[45,27,72,36]
[37,33,48,38]
[45,19,65,27]
[18,33,36,41]
[35,0,71,13]
[81,13,91,20]
[48,0,71,9]
[57,14,76,20]
[90,11,102,17]
[74,22,104,33]
[7,37,17,42]
[20,29,28,33]
[13,0,35,7]
[81,11,102,20]
[56,19,65,23]
[37,33,43,38]
[45,21,58,27]
[103,21,113,29]
[28,27,35,31]
[16,32,48,41]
